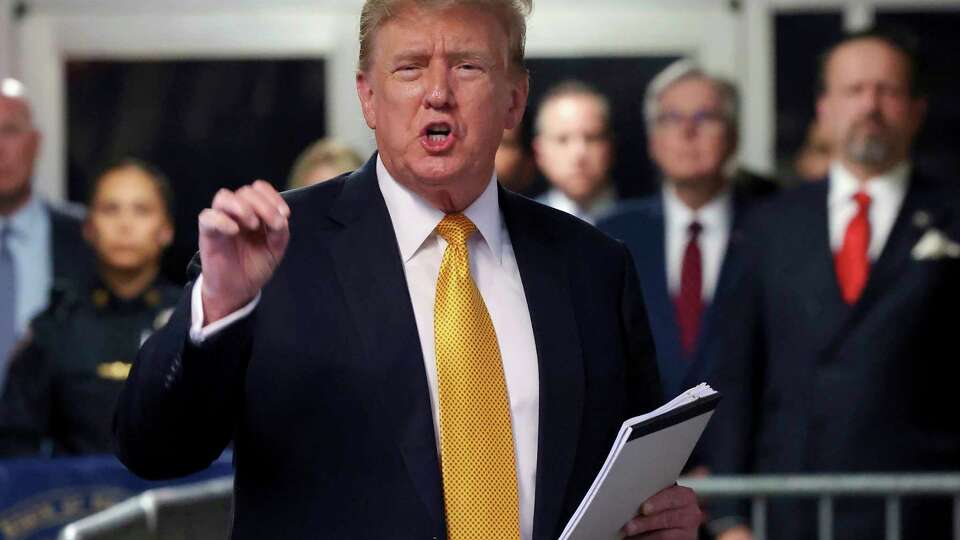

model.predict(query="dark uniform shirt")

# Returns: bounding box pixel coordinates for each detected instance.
[0,277,180,457]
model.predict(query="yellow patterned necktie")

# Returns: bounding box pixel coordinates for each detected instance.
[434,213,521,540]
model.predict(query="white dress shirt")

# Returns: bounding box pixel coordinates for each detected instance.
[538,186,616,225]
[190,156,541,539]
[662,183,732,302]
[828,161,910,260]
[0,194,53,337]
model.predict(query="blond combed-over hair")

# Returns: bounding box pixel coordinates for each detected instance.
[358,0,532,73]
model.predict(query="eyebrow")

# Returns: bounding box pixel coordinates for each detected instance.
[388,48,496,66]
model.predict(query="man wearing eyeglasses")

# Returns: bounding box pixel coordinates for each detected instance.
[598,60,775,408]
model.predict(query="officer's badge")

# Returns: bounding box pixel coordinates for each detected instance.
[97,361,132,381]
[92,288,110,308]
[145,289,162,307]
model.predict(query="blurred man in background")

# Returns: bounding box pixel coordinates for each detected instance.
[534,81,615,224]
[495,123,538,196]
[0,79,94,388]
[287,138,364,189]
[793,118,835,182]
[599,60,774,403]
[708,28,960,540]
[0,159,177,456]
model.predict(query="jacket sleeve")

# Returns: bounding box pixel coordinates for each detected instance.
[113,261,255,480]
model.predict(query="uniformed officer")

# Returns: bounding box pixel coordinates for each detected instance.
[0,158,178,456]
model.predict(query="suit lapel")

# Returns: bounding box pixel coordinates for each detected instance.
[688,192,748,388]
[324,158,445,530]
[828,174,946,348]
[501,190,585,540]
[790,183,853,351]
[629,201,686,396]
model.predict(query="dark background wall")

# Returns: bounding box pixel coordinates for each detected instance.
[774,11,845,177]
[67,59,328,283]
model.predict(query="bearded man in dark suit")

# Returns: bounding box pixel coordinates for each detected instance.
[708,28,960,540]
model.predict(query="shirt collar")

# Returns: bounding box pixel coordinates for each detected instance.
[376,155,503,264]
[828,160,911,208]
[662,181,733,234]
[545,185,616,220]
[1,193,45,238]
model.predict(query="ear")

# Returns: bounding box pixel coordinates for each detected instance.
[356,71,377,130]
[531,135,545,168]
[158,220,174,249]
[504,71,529,131]
[26,129,42,162]
[909,96,928,136]
[815,93,829,130]
[724,124,739,161]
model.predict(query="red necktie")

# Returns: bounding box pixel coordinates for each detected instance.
[835,191,872,304]
[676,221,703,358]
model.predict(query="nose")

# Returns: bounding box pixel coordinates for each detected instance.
[117,210,135,231]
[679,115,699,139]
[423,63,455,110]
[860,85,882,113]
[570,135,588,155]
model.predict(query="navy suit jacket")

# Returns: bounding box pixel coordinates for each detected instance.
[48,202,95,292]
[114,155,663,539]
[707,173,960,540]
[597,188,765,400]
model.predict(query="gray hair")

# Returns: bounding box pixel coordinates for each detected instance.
[358,0,532,73]
[533,80,611,136]
[643,59,738,135]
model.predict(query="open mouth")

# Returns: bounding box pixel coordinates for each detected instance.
[426,123,451,140]
[421,122,455,152]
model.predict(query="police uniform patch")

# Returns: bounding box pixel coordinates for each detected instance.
[96,361,132,381]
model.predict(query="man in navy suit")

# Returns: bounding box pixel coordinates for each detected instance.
[707,28,960,540]
[598,61,775,404]
[113,1,702,539]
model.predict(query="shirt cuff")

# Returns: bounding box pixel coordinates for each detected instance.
[189,274,261,345]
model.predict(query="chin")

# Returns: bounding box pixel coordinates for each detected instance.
[102,257,146,272]
[410,161,465,186]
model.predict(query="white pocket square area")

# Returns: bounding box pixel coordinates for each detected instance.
[911,228,960,260]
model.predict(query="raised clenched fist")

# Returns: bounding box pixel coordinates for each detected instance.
[197,180,290,323]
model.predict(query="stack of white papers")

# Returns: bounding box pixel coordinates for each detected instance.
[558,383,720,540]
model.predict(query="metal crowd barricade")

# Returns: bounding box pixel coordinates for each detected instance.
[57,473,960,539]
[680,474,960,540]
[57,477,233,540]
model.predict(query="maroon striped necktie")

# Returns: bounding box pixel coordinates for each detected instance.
[676,221,703,358]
